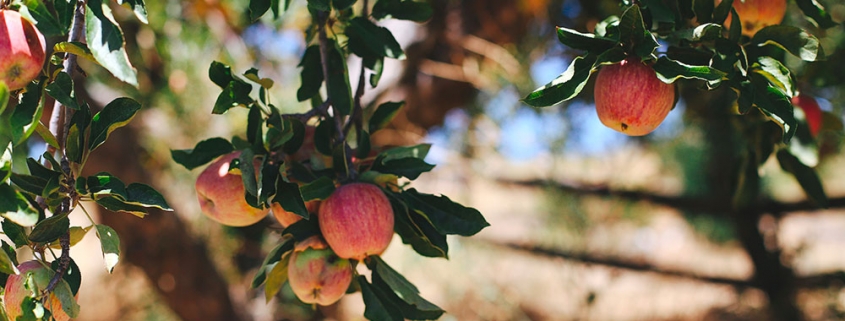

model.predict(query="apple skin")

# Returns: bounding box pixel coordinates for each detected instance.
[0,10,46,91]
[792,93,822,137]
[4,261,74,321]
[318,183,394,261]
[270,200,320,228]
[287,238,353,306]
[722,0,786,37]
[195,151,269,227]
[594,58,675,136]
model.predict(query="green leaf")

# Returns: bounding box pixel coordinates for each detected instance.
[52,274,80,318]
[212,79,253,114]
[208,61,236,88]
[754,84,797,143]
[751,56,795,98]
[247,104,264,151]
[368,256,444,318]
[66,104,91,163]
[795,0,837,29]
[619,5,659,58]
[652,56,725,87]
[283,118,306,155]
[124,183,173,211]
[332,0,356,10]
[387,192,447,258]
[368,101,404,133]
[358,276,404,321]
[263,254,290,302]
[51,259,81,295]
[95,224,121,273]
[556,27,616,52]
[372,158,434,180]
[400,188,489,236]
[171,137,234,170]
[251,237,295,288]
[0,183,39,227]
[0,83,8,116]
[307,0,330,11]
[86,172,127,200]
[347,17,405,59]
[750,26,825,62]
[0,242,18,275]
[3,218,29,247]
[10,82,44,146]
[672,23,722,42]
[55,0,75,32]
[693,0,714,23]
[777,150,827,208]
[116,0,148,23]
[45,72,79,110]
[20,0,66,37]
[239,149,260,207]
[299,176,335,201]
[523,54,597,107]
[274,179,309,219]
[249,0,271,22]
[29,214,70,243]
[711,0,733,25]
[372,0,432,22]
[297,46,324,102]
[327,40,354,115]
[377,144,431,162]
[85,0,138,86]
[88,97,141,151]
[368,56,385,87]
[53,42,97,64]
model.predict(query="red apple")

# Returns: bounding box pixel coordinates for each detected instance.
[721,0,786,37]
[271,200,320,228]
[287,237,353,306]
[0,10,46,91]
[594,57,676,136]
[195,151,269,226]
[318,183,394,261]
[792,93,822,137]
[4,261,74,321]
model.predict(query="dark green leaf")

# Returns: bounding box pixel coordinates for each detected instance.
[332,143,349,179]
[0,241,18,275]
[298,46,324,102]
[299,176,335,201]
[252,237,294,288]
[367,56,385,87]
[67,103,91,163]
[619,5,659,57]
[96,196,151,217]
[21,0,65,36]
[377,144,431,162]
[711,0,733,24]
[327,40,354,115]
[751,56,795,97]
[171,137,235,170]
[777,150,827,207]
[652,56,725,87]
[55,0,75,32]
[247,104,264,150]
[357,130,371,159]
[750,26,825,62]
[401,188,489,236]
[10,82,44,146]
[95,224,120,273]
[46,72,79,110]
[372,0,432,22]
[125,183,173,211]
[85,0,138,86]
[359,276,404,321]
[523,54,597,107]
[0,182,40,227]
[249,0,271,22]
[369,101,404,133]
[209,61,236,88]
[2,218,28,248]
[274,179,309,219]
[239,149,260,206]
[368,256,444,318]
[315,119,334,155]
[754,84,797,143]
[51,258,81,295]
[28,214,70,243]
[283,118,306,155]
[556,27,617,52]
[672,23,722,42]
[9,173,48,197]
[795,0,837,29]
[116,0,148,23]
[258,158,278,204]
[86,172,128,200]
[307,0,330,11]
[212,79,253,114]
[387,192,447,258]
[693,0,714,23]
[333,0,356,10]
[88,97,141,151]
[347,17,405,59]
[372,158,434,180]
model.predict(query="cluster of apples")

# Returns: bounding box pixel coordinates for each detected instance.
[593,0,790,136]
[195,141,394,306]
[0,9,46,91]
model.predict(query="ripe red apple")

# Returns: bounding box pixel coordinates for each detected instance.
[0,10,46,91]
[4,261,74,321]
[721,0,786,37]
[195,151,269,226]
[287,237,353,306]
[594,57,676,136]
[318,183,394,261]
[271,200,320,228]
[792,93,822,137]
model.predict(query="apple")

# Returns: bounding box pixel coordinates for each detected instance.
[721,0,786,37]
[270,200,320,228]
[0,10,46,91]
[287,237,353,306]
[4,261,74,321]
[792,93,822,137]
[195,151,269,226]
[318,183,394,261]
[594,57,675,136]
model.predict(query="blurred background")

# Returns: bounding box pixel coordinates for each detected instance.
[42,0,845,320]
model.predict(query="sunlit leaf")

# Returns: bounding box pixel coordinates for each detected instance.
[95,224,121,273]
